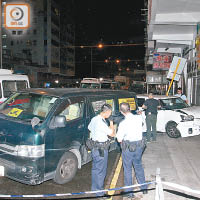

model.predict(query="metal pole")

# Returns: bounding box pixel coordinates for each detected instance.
[0,0,2,69]
[91,48,92,77]
[166,58,181,96]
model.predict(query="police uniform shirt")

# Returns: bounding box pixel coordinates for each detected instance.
[116,113,143,142]
[88,115,112,142]
[144,98,159,115]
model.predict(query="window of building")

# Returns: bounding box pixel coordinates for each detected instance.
[11,41,14,46]
[26,40,32,46]
[17,31,23,35]
[44,56,47,64]
[33,18,37,23]
[44,40,47,45]
[33,29,37,35]
[12,31,16,35]
[33,40,37,46]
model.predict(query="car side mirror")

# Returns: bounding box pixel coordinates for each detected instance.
[49,115,66,129]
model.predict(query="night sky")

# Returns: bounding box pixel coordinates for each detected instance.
[74,0,145,77]
[75,0,144,42]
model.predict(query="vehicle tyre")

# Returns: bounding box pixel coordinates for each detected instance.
[54,151,78,184]
[166,121,181,138]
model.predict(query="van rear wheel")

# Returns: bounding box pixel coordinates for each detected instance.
[166,121,181,138]
[54,151,78,184]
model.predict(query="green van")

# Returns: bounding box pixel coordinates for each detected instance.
[0,88,137,185]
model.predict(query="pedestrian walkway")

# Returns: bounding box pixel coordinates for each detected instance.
[140,133,200,200]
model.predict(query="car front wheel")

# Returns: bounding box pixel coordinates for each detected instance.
[54,151,78,184]
[166,121,181,138]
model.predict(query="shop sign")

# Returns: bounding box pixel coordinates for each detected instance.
[153,53,173,70]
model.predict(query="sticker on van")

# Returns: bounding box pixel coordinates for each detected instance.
[7,108,23,117]
[118,98,136,110]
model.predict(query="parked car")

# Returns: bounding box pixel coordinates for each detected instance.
[0,88,137,185]
[137,94,200,138]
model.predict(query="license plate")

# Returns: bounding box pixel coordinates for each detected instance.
[0,166,4,176]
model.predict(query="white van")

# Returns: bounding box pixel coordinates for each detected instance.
[0,69,30,103]
[80,78,120,89]
[137,94,200,138]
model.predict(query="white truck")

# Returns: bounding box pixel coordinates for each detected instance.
[0,69,30,103]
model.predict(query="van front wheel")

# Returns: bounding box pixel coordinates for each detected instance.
[166,121,181,138]
[54,151,78,184]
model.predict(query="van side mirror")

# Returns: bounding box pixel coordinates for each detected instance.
[49,115,66,129]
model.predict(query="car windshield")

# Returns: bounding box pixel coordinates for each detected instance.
[160,97,189,110]
[0,92,58,121]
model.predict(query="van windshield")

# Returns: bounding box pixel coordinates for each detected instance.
[160,97,189,110]
[81,83,100,88]
[0,92,58,121]
[3,80,28,98]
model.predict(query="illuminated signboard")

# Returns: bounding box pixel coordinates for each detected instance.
[153,53,173,70]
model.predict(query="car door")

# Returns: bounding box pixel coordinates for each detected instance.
[88,96,117,150]
[44,96,86,174]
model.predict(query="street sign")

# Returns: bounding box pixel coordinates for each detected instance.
[167,56,187,81]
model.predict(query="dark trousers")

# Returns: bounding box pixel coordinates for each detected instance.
[146,114,157,141]
[91,149,108,197]
[122,144,147,197]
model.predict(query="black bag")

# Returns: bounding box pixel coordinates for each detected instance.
[86,138,94,150]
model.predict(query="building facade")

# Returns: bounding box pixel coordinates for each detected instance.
[2,0,75,87]
[145,0,200,105]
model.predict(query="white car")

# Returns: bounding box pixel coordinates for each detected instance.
[137,94,200,138]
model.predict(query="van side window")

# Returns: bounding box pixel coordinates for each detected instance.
[59,98,84,122]
[91,99,114,115]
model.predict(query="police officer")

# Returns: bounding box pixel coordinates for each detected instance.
[88,104,115,199]
[116,102,147,200]
[142,93,160,142]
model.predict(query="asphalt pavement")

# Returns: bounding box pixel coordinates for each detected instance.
[138,133,200,200]
[1,133,200,200]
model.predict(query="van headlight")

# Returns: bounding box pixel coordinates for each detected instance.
[16,144,45,158]
[180,115,194,122]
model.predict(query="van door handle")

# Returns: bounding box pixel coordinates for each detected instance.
[78,124,84,129]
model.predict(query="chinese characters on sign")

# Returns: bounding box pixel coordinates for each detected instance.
[153,53,173,70]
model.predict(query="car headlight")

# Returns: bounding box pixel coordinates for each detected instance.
[180,115,194,122]
[16,144,45,158]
